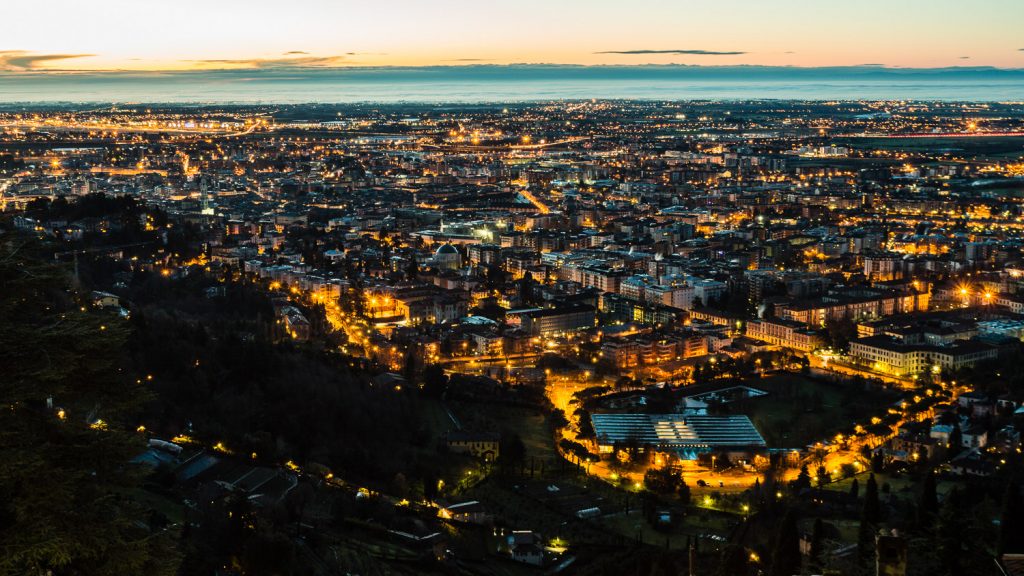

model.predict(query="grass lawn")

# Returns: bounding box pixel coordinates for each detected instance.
[726,374,900,448]
[820,470,959,502]
[598,507,737,551]
[449,399,559,463]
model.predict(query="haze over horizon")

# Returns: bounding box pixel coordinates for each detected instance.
[2,64,1023,103]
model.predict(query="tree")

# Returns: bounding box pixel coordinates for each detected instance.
[240,530,296,576]
[858,473,881,569]
[937,487,965,576]
[422,471,439,502]
[823,316,857,352]
[405,253,418,281]
[549,409,569,429]
[717,544,749,576]
[871,451,885,473]
[643,466,681,494]
[918,470,938,526]
[0,234,178,575]
[678,479,691,506]
[857,516,876,569]
[792,464,812,492]
[391,472,410,498]
[500,433,526,470]
[484,264,506,290]
[421,364,449,397]
[816,464,831,488]
[915,445,930,467]
[575,408,596,439]
[768,508,801,576]
[863,473,881,524]
[849,477,860,501]
[999,480,1024,555]
[809,517,825,571]
[402,349,417,382]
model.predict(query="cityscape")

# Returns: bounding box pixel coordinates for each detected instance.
[2,3,1024,576]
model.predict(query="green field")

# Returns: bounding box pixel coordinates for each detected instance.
[723,374,900,448]
[449,399,559,464]
[839,135,1024,157]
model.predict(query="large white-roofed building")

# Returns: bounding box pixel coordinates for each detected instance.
[590,413,766,461]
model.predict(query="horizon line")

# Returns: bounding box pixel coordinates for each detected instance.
[4,63,1024,75]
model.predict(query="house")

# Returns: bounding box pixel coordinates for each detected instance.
[949,450,996,477]
[996,426,1021,452]
[324,249,345,263]
[372,372,407,390]
[997,553,1024,576]
[891,423,943,462]
[438,500,491,525]
[997,395,1020,414]
[971,401,995,419]
[962,425,989,449]
[745,317,823,352]
[517,304,596,336]
[509,530,545,566]
[90,291,120,308]
[278,305,311,341]
[446,431,500,462]
[959,391,990,409]
[848,337,997,377]
[876,533,909,576]
[929,424,953,444]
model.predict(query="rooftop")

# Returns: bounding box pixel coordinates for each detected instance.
[591,413,766,452]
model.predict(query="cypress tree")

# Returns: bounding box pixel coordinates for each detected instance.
[863,473,881,524]
[857,517,876,568]
[794,464,812,492]
[937,487,965,576]
[809,517,825,570]
[769,508,801,576]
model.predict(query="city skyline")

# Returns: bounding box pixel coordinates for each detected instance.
[3,3,1024,575]
[3,0,1024,72]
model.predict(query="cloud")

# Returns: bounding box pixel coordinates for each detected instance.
[283,51,309,55]
[446,58,490,62]
[596,49,746,56]
[0,50,94,70]
[191,55,350,69]
[959,56,970,59]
